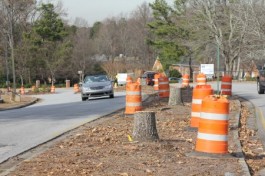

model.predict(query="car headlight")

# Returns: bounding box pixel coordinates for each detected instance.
[83,87,91,91]
[105,84,112,89]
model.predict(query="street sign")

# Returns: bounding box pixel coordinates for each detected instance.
[201,64,214,75]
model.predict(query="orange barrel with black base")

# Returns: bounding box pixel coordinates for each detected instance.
[125,82,142,115]
[20,86,25,95]
[190,85,213,128]
[126,76,133,85]
[195,95,229,154]
[153,73,160,91]
[50,85,55,93]
[221,75,232,96]
[196,73,206,85]
[158,76,169,98]
[182,74,190,87]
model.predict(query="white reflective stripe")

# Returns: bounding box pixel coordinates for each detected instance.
[183,78,189,81]
[126,102,142,106]
[191,112,200,117]
[192,99,202,104]
[127,91,141,95]
[159,90,169,93]
[197,78,206,80]
[200,112,228,120]
[159,82,169,85]
[154,85,158,87]
[197,132,227,141]
[221,89,231,91]
[221,82,231,85]
[153,79,158,81]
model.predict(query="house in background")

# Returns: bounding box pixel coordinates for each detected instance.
[152,58,166,76]
[170,64,200,81]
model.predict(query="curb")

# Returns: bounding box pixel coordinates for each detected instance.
[0,97,39,111]
[236,96,265,176]
[233,99,251,176]
[254,102,265,176]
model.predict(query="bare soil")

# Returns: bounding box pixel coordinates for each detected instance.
[0,86,265,176]
[0,94,36,111]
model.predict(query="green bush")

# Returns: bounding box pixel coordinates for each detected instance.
[169,69,182,78]
[245,77,257,81]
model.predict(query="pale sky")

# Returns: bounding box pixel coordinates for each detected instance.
[40,0,174,26]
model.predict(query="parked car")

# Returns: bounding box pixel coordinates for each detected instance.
[141,71,157,86]
[81,75,114,101]
[257,67,265,94]
[169,77,182,83]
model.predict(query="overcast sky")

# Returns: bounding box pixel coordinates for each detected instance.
[40,0,174,26]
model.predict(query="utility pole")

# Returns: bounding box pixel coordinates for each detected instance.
[216,43,220,95]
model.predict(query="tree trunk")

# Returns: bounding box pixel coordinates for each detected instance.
[132,111,159,142]
[168,85,183,106]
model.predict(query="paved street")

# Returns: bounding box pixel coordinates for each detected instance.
[0,88,126,163]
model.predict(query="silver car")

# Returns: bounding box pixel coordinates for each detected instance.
[81,75,114,101]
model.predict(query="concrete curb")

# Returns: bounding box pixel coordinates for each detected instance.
[233,99,251,176]
[0,97,39,111]
[235,96,265,176]
[254,102,265,176]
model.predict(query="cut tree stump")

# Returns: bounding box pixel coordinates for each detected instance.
[168,84,183,106]
[132,111,159,142]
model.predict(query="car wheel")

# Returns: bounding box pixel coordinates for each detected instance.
[257,81,264,94]
[109,94,114,98]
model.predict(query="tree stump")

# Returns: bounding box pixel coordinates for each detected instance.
[132,111,159,142]
[168,84,183,106]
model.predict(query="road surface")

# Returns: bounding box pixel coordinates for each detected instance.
[0,88,126,163]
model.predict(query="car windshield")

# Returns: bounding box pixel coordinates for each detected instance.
[84,75,109,83]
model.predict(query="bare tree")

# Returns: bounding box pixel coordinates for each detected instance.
[0,0,35,99]
[191,0,250,75]
[128,2,155,67]
[71,20,97,77]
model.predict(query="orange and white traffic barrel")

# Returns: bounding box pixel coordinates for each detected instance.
[74,83,79,93]
[50,85,55,93]
[153,73,160,91]
[125,82,142,115]
[182,74,190,87]
[190,85,213,128]
[158,76,169,98]
[31,86,36,92]
[196,73,206,85]
[126,76,133,85]
[20,86,25,95]
[195,95,229,154]
[137,77,141,85]
[221,75,232,96]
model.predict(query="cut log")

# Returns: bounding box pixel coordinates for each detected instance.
[132,111,159,142]
[168,85,183,106]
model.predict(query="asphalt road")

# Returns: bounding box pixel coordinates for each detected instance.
[209,81,265,116]
[0,88,126,163]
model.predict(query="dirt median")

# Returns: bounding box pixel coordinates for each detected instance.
[1,86,265,176]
